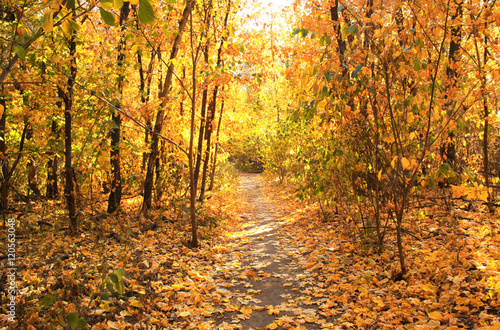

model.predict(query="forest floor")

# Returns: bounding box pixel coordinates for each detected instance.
[205,174,500,329]
[3,173,500,329]
[209,173,333,329]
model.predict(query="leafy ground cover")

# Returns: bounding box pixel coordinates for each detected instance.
[2,174,500,329]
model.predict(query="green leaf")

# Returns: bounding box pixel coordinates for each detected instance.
[292,28,301,36]
[99,7,115,26]
[66,0,76,9]
[106,281,115,292]
[110,272,119,284]
[167,0,176,3]
[70,20,81,32]
[101,0,113,8]
[114,0,124,9]
[76,318,87,329]
[138,0,155,24]
[41,11,53,33]
[298,28,309,38]
[414,59,420,71]
[39,294,56,309]
[67,312,79,330]
[13,44,26,60]
[319,35,325,46]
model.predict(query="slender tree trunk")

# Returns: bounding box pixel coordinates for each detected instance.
[194,4,214,193]
[60,18,78,235]
[477,31,491,212]
[0,96,28,224]
[137,19,157,172]
[46,117,59,198]
[0,97,9,222]
[330,0,347,79]
[108,2,130,213]
[154,140,166,203]
[193,75,209,192]
[199,89,217,201]
[441,0,463,169]
[208,97,224,191]
[188,9,199,248]
[142,0,195,212]
[199,0,231,201]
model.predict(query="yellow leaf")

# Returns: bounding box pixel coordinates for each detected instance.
[179,311,191,317]
[120,310,132,317]
[401,157,410,170]
[377,169,382,181]
[422,283,436,294]
[130,300,143,308]
[107,321,120,330]
[428,311,443,321]
[317,99,327,109]
[267,322,278,330]
[240,306,252,317]
[391,156,397,169]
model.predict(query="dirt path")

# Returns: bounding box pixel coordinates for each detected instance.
[212,174,329,330]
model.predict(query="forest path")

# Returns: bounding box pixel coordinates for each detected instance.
[212,174,329,330]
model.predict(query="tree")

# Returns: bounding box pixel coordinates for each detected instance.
[142,0,195,212]
[107,2,131,213]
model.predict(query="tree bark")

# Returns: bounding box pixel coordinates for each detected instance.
[142,0,195,212]
[441,0,463,169]
[0,97,9,223]
[188,9,199,248]
[208,97,225,191]
[330,0,347,79]
[194,3,214,194]
[108,2,130,213]
[199,0,231,200]
[60,20,78,235]
[46,117,59,198]
[0,96,29,226]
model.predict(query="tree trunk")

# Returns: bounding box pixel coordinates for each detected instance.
[199,89,217,201]
[193,78,209,192]
[330,0,347,79]
[108,2,130,213]
[208,97,224,191]
[0,96,9,223]
[28,160,41,196]
[0,96,28,226]
[199,0,231,201]
[60,23,78,235]
[136,20,157,172]
[46,117,59,198]
[142,0,195,212]
[194,4,214,194]
[441,0,463,169]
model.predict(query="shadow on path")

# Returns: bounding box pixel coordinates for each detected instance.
[212,174,327,330]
